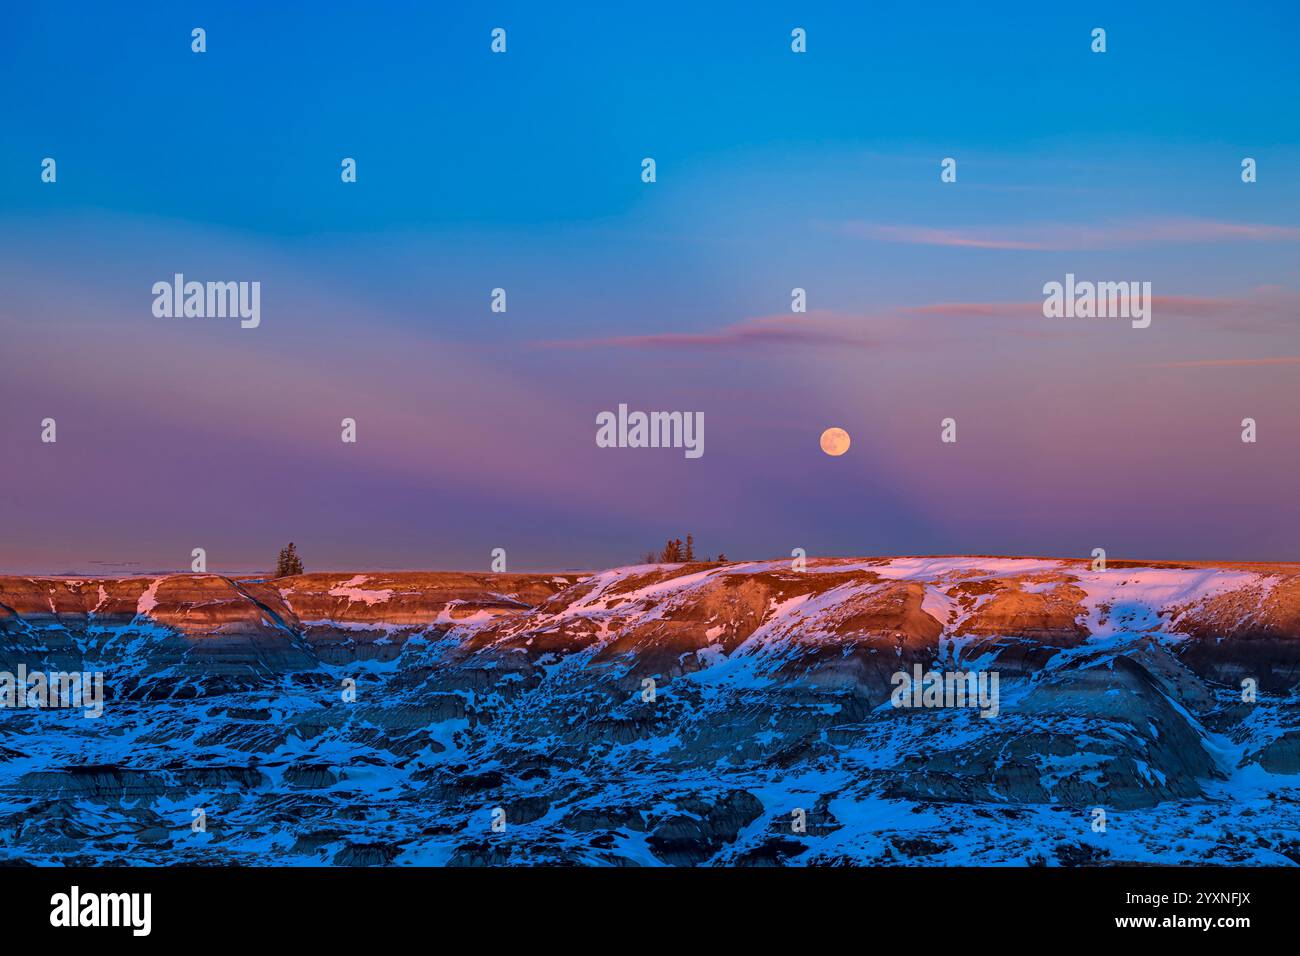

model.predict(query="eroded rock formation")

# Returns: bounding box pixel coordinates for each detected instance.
[1,557,1297,865]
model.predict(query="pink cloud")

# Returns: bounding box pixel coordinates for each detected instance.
[906,288,1299,322]
[536,312,880,351]
[843,225,1046,250]
[838,218,1300,251]
[1139,356,1300,369]
[537,287,1298,352]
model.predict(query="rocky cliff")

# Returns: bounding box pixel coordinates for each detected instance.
[1,558,1298,865]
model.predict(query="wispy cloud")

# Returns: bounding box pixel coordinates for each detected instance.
[1139,356,1300,369]
[538,288,1298,352]
[907,287,1299,324]
[536,313,880,351]
[837,218,1300,251]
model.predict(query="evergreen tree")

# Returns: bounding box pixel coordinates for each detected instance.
[659,538,683,562]
[275,542,304,577]
[643,535,717,564]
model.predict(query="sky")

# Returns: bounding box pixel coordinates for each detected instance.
[1,1,1298,573]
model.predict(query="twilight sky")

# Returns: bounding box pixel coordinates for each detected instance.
[1,1,1298,573]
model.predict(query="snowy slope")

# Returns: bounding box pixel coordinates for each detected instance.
[1,558,1297,866]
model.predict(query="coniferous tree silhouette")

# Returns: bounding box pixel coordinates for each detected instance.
[658,538,682,562]
[644,535,715,564]
[275,542,304,577]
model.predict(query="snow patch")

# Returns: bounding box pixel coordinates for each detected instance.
[136,578,163,615]
[328,575,394,606]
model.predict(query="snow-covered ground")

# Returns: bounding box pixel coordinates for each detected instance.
[1,559,1297,866]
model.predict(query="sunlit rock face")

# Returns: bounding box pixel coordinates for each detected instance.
[1,558,1298,866]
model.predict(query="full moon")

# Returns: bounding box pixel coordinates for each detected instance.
[820,427,851,456]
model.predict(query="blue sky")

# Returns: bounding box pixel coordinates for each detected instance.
[1,1,1298,571]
